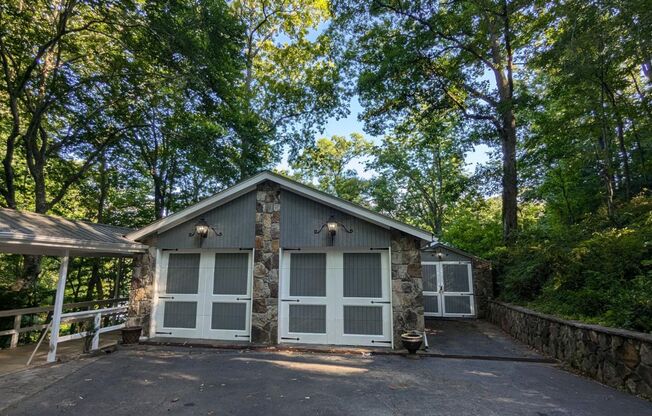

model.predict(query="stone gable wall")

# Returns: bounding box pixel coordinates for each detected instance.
[488,300,652,400]
[251,181,281,344]
[391,231,425,348]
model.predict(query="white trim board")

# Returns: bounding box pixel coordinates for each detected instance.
[127,171,434,242]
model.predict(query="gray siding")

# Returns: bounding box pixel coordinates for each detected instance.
[157,191,256,249]
[281,190,390,248]
[421,246,472,262]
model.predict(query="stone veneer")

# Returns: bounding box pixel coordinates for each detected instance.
[488,300,652,400]
[127,235,157,336]
[251,181,281,344]
[390,231,425,348]
[471,258,493,318]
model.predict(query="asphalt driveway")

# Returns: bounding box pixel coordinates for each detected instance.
[2,345,651,416]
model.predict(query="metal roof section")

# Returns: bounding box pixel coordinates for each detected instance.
[0,208,148,257]
[127,171,435,242]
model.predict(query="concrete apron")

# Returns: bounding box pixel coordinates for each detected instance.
[141,337,555,363]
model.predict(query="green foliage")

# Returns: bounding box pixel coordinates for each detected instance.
[290,134,372,204]
[497,195,652,332]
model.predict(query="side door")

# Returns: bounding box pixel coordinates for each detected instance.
[154,252,205,338]
[202,251,253,341]
[441,262,475,317]
[279,251,329,344]
[422,262,443,317]
[337,251,392,347]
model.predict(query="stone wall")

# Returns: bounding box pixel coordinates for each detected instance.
[251,181,281,344]
[488,300,652,400]
[390,231,425,349]
[472,258,493,318]
[127,235,157,336]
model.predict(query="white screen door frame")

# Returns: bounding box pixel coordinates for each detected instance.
[422,261,475,318]
[202,250,253,341]
[154,249,253,340]
[279,249,392,347]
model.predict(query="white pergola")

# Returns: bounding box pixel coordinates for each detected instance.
[0,208,148,362]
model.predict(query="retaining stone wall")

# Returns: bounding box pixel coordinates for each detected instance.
[488,300,652,400]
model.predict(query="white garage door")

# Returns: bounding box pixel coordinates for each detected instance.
[422,261,475,317]
[154,250,253,341]
[279,250,392,347]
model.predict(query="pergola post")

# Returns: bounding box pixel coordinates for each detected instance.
[47,251,69,363]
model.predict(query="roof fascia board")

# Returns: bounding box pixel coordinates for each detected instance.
[0,232,148,254]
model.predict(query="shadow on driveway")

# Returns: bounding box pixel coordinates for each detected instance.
[425,318,542,360]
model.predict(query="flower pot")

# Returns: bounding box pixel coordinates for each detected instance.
[121,326,142,345]
[401,331,423,355]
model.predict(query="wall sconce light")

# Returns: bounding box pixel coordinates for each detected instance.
[314,215,353,245]
[435,248,447,261]
[189,218,222,239]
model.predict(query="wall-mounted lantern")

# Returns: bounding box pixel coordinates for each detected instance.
[435,248,447,261]
[189,218,222,240]
[314,215,353,245]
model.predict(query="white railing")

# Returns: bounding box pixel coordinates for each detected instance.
[58,306,128,349]
[25,304,128,366]
[0,298,128,349]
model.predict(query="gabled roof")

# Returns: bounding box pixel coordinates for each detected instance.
[127,171,434,242]
[0,208,148,257]
[421,241,488,263]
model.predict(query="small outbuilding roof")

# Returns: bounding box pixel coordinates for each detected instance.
[0,208,148,257]
[127,171,435,242]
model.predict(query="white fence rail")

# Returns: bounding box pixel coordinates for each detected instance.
[0,298,128,349]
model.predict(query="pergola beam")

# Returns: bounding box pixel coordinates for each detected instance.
[47,251,69,363]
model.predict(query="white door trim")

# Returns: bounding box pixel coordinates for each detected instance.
[279,248,392,347]
[153,249,253,340]
[422,261,475,318]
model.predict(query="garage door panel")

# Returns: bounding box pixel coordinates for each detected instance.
[443,295,473,315]
[211,302,247,330]
[443,264,471,293]
[343,253,382,298]
[289,304,327,334]
[290,253,326,297]
[424,295,440,315]
[422,264,438,292]
[165,253,201,294]
[281,250,391,347]
[213,253,249,295]
[156,251,252,340]
[163,301,198,329]
[343,306,383,335]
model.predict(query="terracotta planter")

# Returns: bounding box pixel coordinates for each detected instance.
[121,326,142,345]
[401,331,423,355]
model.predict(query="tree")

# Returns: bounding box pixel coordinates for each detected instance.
[370,114,472,237]
[331,0,540,241]
[290,133,372,203]
[232,0,347,178]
